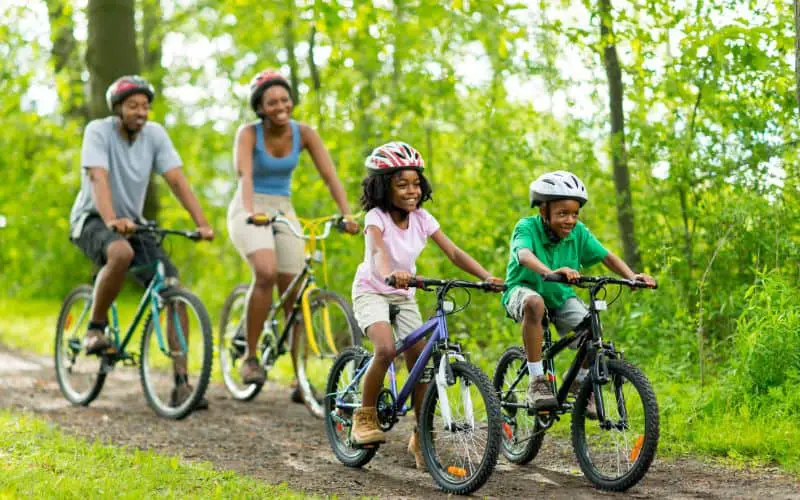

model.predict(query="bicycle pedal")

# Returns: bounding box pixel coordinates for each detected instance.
[419,367,434,384]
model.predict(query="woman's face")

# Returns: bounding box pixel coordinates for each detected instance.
[259,85,293,126]
[389,169,422,212]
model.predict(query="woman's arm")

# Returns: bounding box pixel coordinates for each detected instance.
[302,124,354,218]
[234,124,257,214]
[430,229,495,280]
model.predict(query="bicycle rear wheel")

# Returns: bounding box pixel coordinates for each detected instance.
[420,360,501,495]
[54,285,106,405]
[571,359,659,491]
[140,288,212,419]
[293,289,360,418]
[218,284,263,401]
[493,346,546,464]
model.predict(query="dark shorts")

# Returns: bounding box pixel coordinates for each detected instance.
[71,214,179,287]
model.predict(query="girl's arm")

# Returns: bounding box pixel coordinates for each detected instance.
[234,124,256,215]
[366,225,412,288]
[430,229,497,281]
[302,124,358,232]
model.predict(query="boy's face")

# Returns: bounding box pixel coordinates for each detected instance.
[390,169,422,211]
[541,199,580,239]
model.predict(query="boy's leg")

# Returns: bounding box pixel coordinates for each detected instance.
[554,298,596,418]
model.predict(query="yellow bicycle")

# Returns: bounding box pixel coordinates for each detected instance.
[218,213,361,418]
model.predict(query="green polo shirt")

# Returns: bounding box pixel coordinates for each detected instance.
[502,215,609,310]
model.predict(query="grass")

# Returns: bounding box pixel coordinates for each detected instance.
[0,410,306,498]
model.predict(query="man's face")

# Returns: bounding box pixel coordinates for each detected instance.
[542,199,580,239]
[119,92,150,132]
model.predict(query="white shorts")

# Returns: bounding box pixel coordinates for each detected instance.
[352,292,423,340]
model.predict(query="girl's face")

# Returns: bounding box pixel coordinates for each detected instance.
[389,169,422,212]
[260,85,293,125]
[542,199,580,239]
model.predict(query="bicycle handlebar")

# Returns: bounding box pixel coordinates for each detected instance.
[111,223,203,241]
[246,213,346,241]
[543,273,657,289]
[385,275,506,292]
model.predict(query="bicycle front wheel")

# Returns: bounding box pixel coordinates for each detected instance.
[218,284,263,401]
[293,289,360,419]
[420,360,501,495]
[571,359,659,491]
[493,346,546,464]
[54,285,106,406]
[140,288,213,419]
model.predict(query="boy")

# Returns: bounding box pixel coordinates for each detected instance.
[502,171,656,411]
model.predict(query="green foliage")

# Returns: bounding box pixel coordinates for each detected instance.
[0,411,306,498]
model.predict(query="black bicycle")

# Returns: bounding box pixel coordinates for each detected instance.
[493,274,659,491]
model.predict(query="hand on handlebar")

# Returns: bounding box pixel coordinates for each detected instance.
[246,213,272,226]
[632,273,657,289]
[107,217,137,236]
[553,267,580,283]
[385,271,413,289]
[341,218,360,235]
[483,276,505,292]
[196,225,215,241]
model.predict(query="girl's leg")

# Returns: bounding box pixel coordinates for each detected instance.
[352,322,394,445]
[404,339,428,469]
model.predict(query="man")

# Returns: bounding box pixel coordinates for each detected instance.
[69,75,214,406]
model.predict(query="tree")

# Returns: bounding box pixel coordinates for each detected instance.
[86,0,140,119]
[598,0,641,270]
[45,0,87,119]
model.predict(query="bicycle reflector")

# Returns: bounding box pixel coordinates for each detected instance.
[629,435,645,462]
[447,465,467,477]
[502,422,514,440]
[65,314,73,331]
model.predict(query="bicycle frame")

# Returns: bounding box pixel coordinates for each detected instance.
[336,294,468,430]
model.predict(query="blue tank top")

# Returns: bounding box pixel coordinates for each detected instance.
[251,120,301,196]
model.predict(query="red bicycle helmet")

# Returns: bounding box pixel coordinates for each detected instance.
[365,142,425,174]
[105,75,155,112]
[249,70,292,115]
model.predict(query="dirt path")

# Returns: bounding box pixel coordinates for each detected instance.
[1,347,799,499]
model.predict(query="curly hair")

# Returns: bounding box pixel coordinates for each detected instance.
[360,170,433,212]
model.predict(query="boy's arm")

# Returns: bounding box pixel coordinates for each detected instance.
[602,251,657,286]
[519,248,580,281]
[430,229,500,282]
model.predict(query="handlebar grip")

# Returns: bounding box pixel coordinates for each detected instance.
[543,273,567,283]
[246,214,272,226]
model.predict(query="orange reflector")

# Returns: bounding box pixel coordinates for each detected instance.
[629,435,645,462]
[337,423,343,432]
[502,422,514,440]
[447,466,467,477]
[65,314,73,331]
[546,373,555,382]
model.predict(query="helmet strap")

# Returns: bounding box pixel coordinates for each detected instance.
[540,204,561,243]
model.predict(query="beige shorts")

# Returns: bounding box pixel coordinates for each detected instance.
[227,189,305,274]
[353,292,423,340]
[505,287,589,336]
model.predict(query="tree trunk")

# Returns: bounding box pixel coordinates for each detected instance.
[308,23,323,128]
[599,0,641,270]
[795,0,800,112]
[284,0,300,105]
[141,0,164,222]
[86,0,141,120]
[45,0,87,120]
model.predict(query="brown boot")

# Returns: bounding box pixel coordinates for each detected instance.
[527,375,558,410]
[408,428,426,470]
[569,378,597,420]
[351,407,385,445]
[84,329,113,355]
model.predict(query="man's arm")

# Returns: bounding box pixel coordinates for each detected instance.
[162,168,214,240]
[87,167,136,234]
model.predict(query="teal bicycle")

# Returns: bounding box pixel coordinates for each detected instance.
[55,224,213,419]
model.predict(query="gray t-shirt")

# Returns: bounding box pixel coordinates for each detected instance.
[69,116,182,232]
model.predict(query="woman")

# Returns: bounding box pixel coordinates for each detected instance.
[227,70,359,388]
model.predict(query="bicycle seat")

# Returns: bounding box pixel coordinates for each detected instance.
[389,304,401,325]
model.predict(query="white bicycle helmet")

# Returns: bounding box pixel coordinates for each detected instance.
[529,171,588,207]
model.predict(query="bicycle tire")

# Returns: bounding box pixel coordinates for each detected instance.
[54,284,106,406]
[419,360,501,495]
[493,346,546,464]
[571,359,659,491]
[293,289,360,419]
[324,346,377,467]
[218,284,263,401]
[140,287,213,419]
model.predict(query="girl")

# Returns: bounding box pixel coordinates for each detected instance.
[350,141,503,469]
[227,70,359,388]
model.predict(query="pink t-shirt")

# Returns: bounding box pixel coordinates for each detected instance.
[352,207,441,297]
